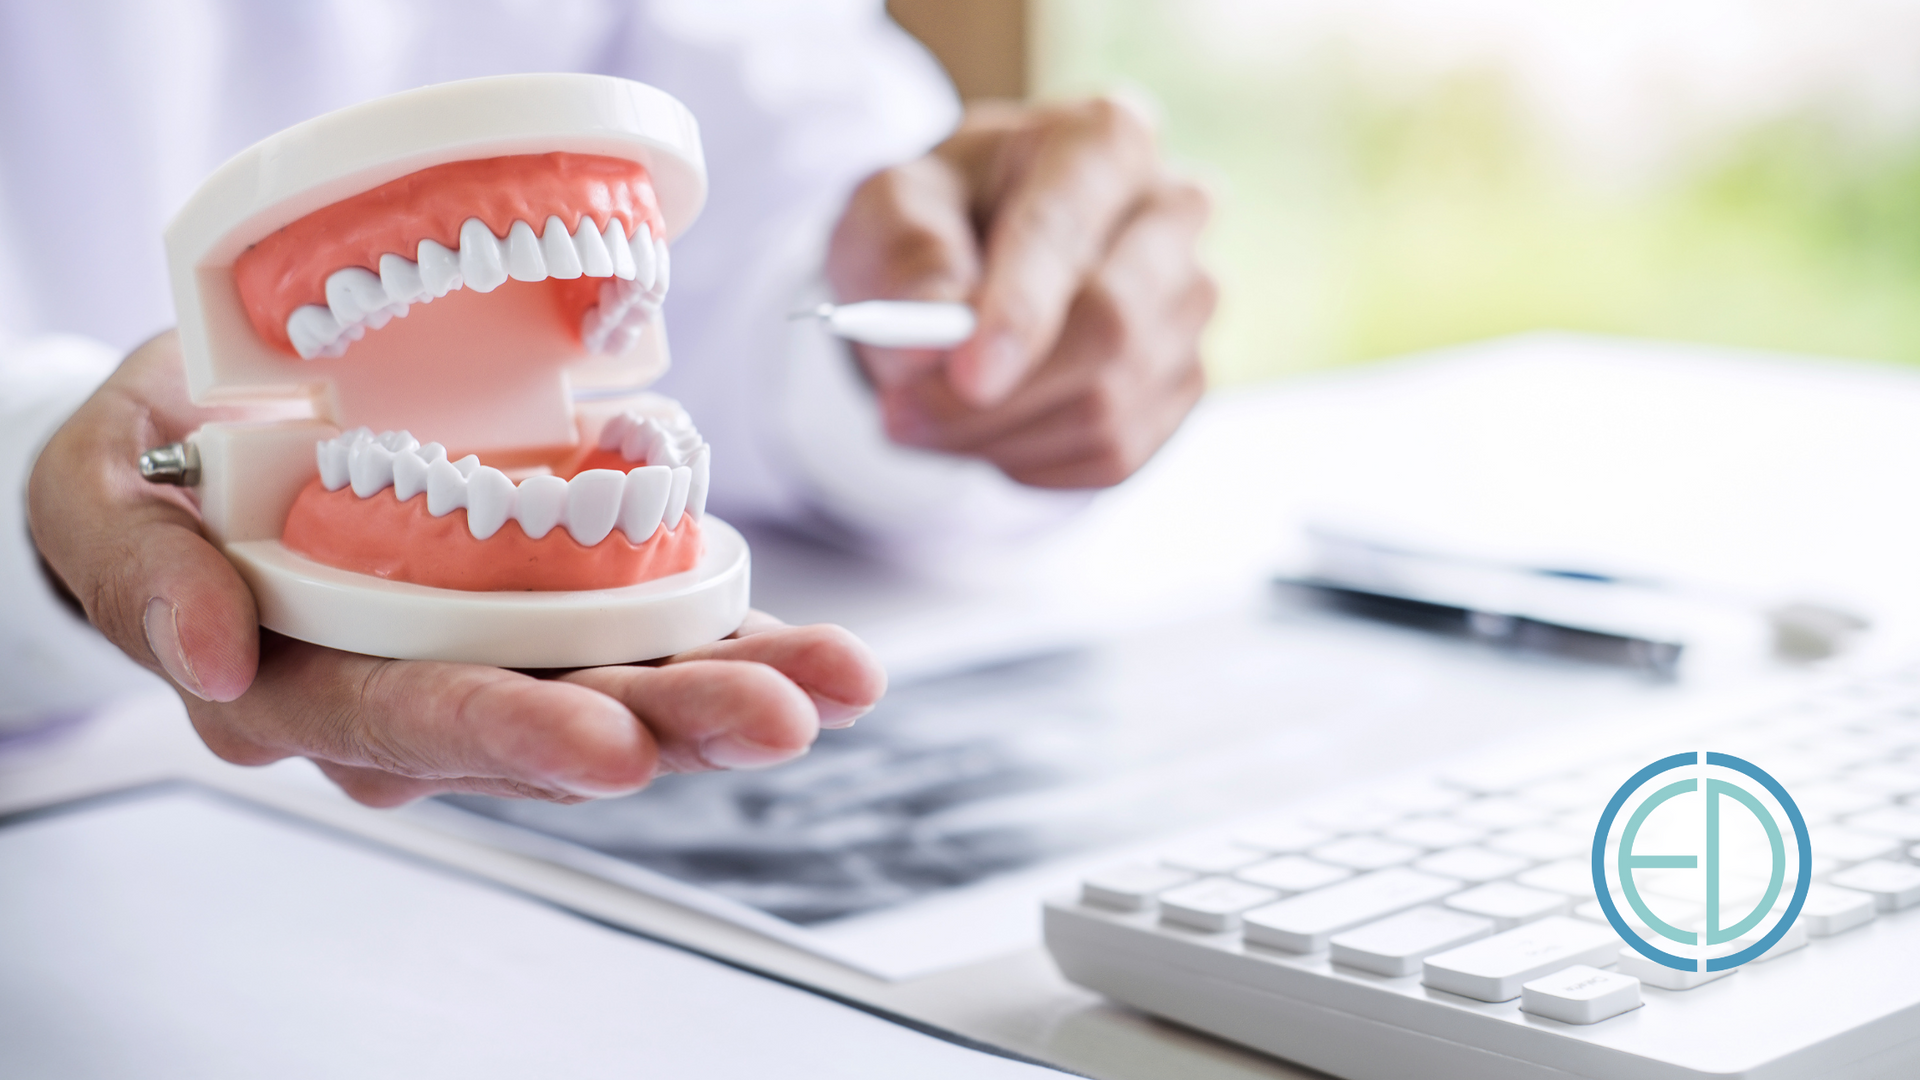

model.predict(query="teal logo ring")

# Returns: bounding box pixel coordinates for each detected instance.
[1590,751,1812,972]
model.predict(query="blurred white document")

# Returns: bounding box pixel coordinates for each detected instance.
[0,788,1060,1080]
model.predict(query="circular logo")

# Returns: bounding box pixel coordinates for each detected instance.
[1590,752,1811,972]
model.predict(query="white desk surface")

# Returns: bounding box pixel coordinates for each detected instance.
[9,333,1920,1079]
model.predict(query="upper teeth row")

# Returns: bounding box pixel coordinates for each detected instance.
[286,215,670,361]
[315,426,708,546]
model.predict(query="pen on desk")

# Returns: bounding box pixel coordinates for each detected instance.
[1273,576,1687,677]
[793,301,977,348]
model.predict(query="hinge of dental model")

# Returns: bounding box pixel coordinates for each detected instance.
[287,215,670,360]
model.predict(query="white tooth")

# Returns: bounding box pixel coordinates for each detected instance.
[376,430,418,453]
[316,436,351,490]
[541,216,583,279]
[505,220,547,282]
[327,267,392,330]
[287,305,343,360]
[629,226,657,290]
[379,253,426,306]
[598,411,638,452]
[619,417,653,464]
[605,219,636,280]
[419,442,447,463]
[465,466,515,540]
[426,457,468,516]
[459,218,509,293]
[687,444,710,520]
[417,238,463,297]
[650,236,670,300]
[607,323,642,355]
[663,466,691,531]
[347,439,396,498]
[464,463,518,538]
[392,447,429,501]
[564,469,625,546]
[573,217,614,277]
[451,454,480,478]
[514,475,569,540]
[618,466,672,543]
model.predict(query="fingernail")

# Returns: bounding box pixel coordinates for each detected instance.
[698,734,807,770]
[812,694,873,730]
[143,596,209,701]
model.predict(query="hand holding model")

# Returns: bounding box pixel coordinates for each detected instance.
[30,332,885,806]
[828,98,1216,489]
[22,82,1205,810]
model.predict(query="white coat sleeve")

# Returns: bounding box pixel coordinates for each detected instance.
[0,335,163,736]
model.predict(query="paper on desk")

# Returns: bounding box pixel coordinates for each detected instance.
[0,788,1063,1080]
[437,334,1916,980]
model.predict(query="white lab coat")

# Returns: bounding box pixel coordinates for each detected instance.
[0,0,1083,731]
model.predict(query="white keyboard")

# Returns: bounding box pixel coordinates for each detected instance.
[1044,667,1920,1079]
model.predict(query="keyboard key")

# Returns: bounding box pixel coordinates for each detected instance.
[1081,864,1195,911]
[1573,897,1704,939]
[1739,916,1809,962]
[1639,868,1766,908]
[1235,855,1352,895]
[1243,868,1463,953]
[1305,803,1402,834]
[1516,773,1623,813]
[1810,826,1902,865]
[1329,906,1494,977]
[1375,782,1467,815]
[1384,818,1487,850]
[1444,881,1574,930]
[1232,821,1334,854]
[1161,843,1267,875]
[1157,878,1282,932]
[1311,836,1423,871]
[1422,917,1619,1002]
[1829,860,1920,912]
[1843,807,1920,842]
[1485,827,1588,863]
[1515,859,1599,899]
[1441,759,1556,796]
[1844,764,1920,798]
[1453,797,1548,830]
[1413,846,1531,883]
[1787,783,1884,822]
[1797,883,1877,937]
[1615,948,1738,990]
[1520,964,1641,1025]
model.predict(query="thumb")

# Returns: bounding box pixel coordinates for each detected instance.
[116,514,260,703]
[29,392,259,703]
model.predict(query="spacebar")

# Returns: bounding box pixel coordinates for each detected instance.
[1421,917,1620,1002]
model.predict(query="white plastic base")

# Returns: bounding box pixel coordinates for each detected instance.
[225,516,749,667]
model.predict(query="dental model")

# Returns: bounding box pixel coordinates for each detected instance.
[158,74,749,667]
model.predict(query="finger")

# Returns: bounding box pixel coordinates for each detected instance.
[186,636,657,802]
[884,179,1211,454]
[28,379,259,703]
[994,359,1207,489]
[310,761,588,808]
[827,156,981,388]
[560,660,821,773]
[661,622,887,728]
[948,98,1160,407]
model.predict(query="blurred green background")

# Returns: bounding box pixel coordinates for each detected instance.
[1034,0,1920,386]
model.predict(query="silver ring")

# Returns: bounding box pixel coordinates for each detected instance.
[138,442,200,486]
